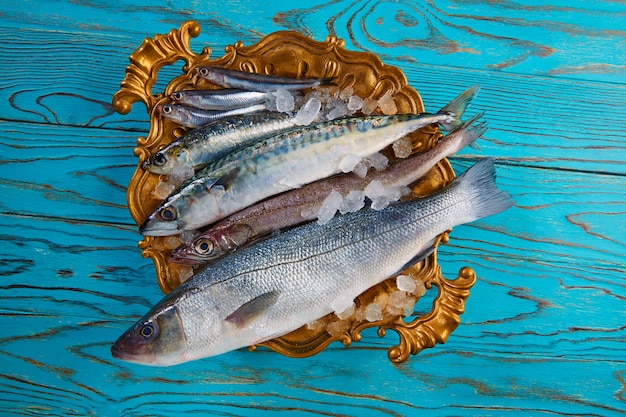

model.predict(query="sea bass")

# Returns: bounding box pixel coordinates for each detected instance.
[170,113,486,265]
[111,158,514,366]
[143,111,301,176]
[196,66,332,92]
[140,86,480,236]
[157,103,267,128]
[170,88,272,110]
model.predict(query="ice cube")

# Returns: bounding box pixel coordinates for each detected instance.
[364,303,383,322]
[352,161,368,178]
[364,180,387,200]
[317,190,343,225]
[326,102,349,120]
[378,92,397,115]
[163,235,183,250]
[339,86,354,101]
[339,154,362,173]
[368,152,389,171]
[347,95,363,112]
[152,180,176,199]
[330,294,355,316]
[392,136,413,159]
[336,303,355,320]
[326,320,350,337]
[361,98,378,115]
[388,290,408,309]
[273,89,295,112]
[413,279,427,298]
[396,274,417,293]
[307,318,327,332]
[178,265,194,283]
[295,96,322,126]
[403,297,418,316]
[338,190,365,214]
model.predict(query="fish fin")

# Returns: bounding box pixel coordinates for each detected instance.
[438,85,480,131]
[207,168,240,192]
[397,240,437,273]
[225,291,280,328]
[320,77,335,86]
[446,111,487,153]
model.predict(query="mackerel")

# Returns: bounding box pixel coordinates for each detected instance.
[170,113,486,265]
[140,86,480,236]
[143,110,301,175]
[112,158,514,365]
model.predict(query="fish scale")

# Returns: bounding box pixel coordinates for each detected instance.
[112,158,514,365]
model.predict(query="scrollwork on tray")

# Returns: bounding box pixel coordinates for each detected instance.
[114,21,476,362]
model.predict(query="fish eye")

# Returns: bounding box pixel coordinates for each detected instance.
[172,92,184,101]
[139,322,156,339]
[153,153,167,166]
[198,67,209,76]
[162,105,173,114]
[160,206,177,221]
[194,239,214,255]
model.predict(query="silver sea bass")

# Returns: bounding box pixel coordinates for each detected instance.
[140,86,480,236]
[112,158,514,366]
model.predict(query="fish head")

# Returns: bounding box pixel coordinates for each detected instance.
[196,66,224,86]
[156,103,191,125]
[111,304,188,366]
[139,181,224,236]
[142,144,184,175]
[170,224,253,265]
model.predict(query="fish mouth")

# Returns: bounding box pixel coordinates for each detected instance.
[139,219,182,236]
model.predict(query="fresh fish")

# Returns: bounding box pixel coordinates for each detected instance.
[139,86,479,236]
[111,158,514,366]
[157,103,267,128]
[196,65,332,92]
[143,111,301,175]
[170,113,487,265]
[170,88,272,110]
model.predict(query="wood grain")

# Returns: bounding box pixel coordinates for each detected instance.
[1,0,625,415]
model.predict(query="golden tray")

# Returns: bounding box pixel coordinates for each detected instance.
[113,21,476,363]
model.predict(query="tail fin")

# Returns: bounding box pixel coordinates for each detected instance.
[438,85,481,131]
[444,111,487,153]
[454,158,515,223]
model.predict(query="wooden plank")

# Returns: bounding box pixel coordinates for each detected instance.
[0,121,138,224]
[1,210,624,416]
[2,0,625,83]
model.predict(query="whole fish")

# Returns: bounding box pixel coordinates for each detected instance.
[139,86,480,236]
[157,103,267,128]
[170,113,486,265]
[143,111,301,175]
[111,158,514,365]
[196,65,332,92]
[170,88,272,110]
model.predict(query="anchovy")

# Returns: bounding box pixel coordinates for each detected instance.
[196,65,332,92]
[140,86,479,236]
[170,88,272,110]
[143,111,301,175]
[111,158,514,365]
[157,103,268,128]
[170,113,486,265]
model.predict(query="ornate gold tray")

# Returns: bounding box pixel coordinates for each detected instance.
[113,21,476,363]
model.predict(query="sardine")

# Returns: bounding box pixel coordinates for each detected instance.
[170,88,272,110]
[157,103,268,128]
[139,86,480,236]
[143,111,301,175]
[111,158,514,366]
[170,113,486,265]
[196,66,332,92]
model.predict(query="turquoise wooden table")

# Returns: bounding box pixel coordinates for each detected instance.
[2,1,625,415]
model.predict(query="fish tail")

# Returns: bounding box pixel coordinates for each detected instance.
[453,158,515,223]
[438,85,480,131]
[448,111,487,152]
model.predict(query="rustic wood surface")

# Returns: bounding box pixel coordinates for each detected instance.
[1,0,624,415]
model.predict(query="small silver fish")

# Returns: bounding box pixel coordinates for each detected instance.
[157,103,267,128]
[143,111,301,176]
[170,113,486,265]
[111,158,514,366]
[140,86,479,236]
[170,88,272,110]
[196,66,332,92]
